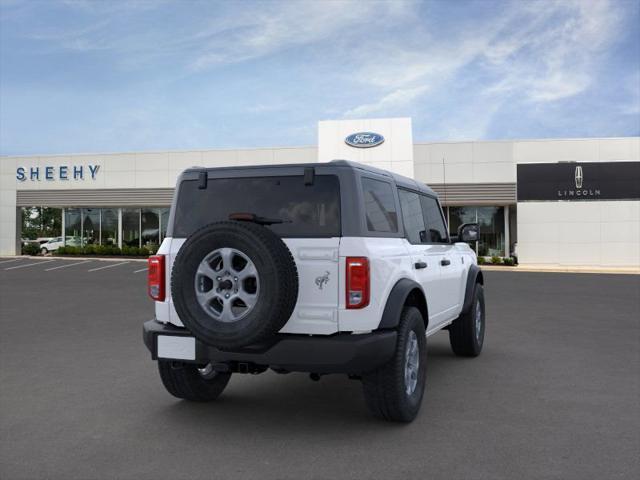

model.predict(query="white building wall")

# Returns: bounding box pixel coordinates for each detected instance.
[515,137,640,268]
[413,141,515,184]
[1,134,638,267]
[0,157,18,256]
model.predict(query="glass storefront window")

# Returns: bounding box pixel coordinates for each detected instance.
[160,208,170,242]
[122,208,140,247]
[448,206,477,237]
[448,206,505,257]
[141,209,159,248]
[101,208,118,246]
[60,206,170,249]
[64,208,82,246]
[82,208,100,245]
[21,207,62,240]
[477,207,504,257]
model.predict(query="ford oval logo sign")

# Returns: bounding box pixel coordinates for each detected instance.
[345,132,385,148]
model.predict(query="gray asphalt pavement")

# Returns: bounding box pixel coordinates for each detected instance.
[1,258,639,480]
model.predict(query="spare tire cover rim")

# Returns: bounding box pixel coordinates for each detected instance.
[194,247,260,323]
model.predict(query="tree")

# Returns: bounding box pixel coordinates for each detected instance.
[21,207,62,239]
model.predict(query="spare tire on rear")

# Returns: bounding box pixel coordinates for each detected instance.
[171,221,298,349]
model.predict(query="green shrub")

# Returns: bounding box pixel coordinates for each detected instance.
[490,255,502,265]
[503,257,515,266]
[83,244,96,255]
[477,256,486,265]
[22,243,41,256]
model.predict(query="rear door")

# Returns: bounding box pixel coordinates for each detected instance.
[280,238,340,334]
[421,195,463,323]
[397,189,443,327]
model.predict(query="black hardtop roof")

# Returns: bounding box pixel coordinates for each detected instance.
[183,159,437,197]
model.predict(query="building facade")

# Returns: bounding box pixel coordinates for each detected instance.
[1,118,638,268]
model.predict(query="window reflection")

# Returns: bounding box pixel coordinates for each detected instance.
[448,206,505,256]
[477,207,504,257]
[64,209,81,246]
[160,208,170,241]
[101,209,118,246]
[141,209,159,248]
[82,208,100,245]
[122,208,140,247]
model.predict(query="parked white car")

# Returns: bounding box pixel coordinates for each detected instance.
[144,161,486,422]
[40,236,80,254]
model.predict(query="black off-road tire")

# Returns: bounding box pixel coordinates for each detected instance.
[449,283,485,357]
[158,360,231,401]
[171,221,298,350]
[362,307,427,422]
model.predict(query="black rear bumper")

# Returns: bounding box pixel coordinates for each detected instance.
[143,319,397,374]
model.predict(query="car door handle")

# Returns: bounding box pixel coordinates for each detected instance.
[414,261,427,269]
[440,259,451,266]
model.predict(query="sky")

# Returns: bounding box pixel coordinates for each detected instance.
[0,0,639,155]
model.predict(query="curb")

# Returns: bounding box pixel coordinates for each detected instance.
[0,255,148,263]
[480,265,640,275]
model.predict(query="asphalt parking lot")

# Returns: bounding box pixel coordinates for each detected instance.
[0,258,638,480]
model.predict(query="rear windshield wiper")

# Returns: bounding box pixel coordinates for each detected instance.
[229,212,291,226]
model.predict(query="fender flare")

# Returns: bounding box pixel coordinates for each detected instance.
[461,264,484,314]
[377,278,428,330]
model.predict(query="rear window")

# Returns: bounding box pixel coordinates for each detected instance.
[361,177,398,233]
[173,175,341,237]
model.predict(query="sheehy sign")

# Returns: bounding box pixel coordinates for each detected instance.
[517,162,640,201]
[16,164,100,182]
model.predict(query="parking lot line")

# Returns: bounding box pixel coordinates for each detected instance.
[45,260,92,271]
[0,258,23,265]
[88,261,129,272]
[5,260,56,270]
[133,267,148,273]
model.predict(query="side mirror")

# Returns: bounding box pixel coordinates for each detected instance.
[457,223,479,242]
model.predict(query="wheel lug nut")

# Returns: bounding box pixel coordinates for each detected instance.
[234,277,238,281]
[225,294,230,299]
[216,276,221,281]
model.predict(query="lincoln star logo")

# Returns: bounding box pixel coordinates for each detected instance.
[315,271,330,290]
[558,164,600,198]
[345,132,385,148]
[575,166,583,189]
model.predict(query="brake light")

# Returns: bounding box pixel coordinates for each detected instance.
[148,255,165,301]
[346,257,369,309]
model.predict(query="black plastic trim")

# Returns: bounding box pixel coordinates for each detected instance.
[143,320,397,374]
[461,265,484,314]
[378,278,426,330]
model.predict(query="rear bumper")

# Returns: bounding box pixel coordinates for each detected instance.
[143,319,397,374]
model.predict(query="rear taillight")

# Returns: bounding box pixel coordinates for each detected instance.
[148,255,165,301]
[346,257,369,309]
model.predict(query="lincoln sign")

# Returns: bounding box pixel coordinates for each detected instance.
[516,161,640,201]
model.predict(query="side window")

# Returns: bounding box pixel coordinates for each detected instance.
[420,195,449,243]
[398,189,426,244]
[361,178,398,233]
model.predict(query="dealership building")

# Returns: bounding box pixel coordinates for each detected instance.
[1,118,639,268]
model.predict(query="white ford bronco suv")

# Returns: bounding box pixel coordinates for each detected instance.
[143,161,485,422]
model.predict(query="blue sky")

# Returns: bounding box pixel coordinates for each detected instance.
[1,0,639,155]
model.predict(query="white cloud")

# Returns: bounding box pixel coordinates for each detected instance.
[189,1,413,71]
[342,0,625,130]
[344,85,429,118]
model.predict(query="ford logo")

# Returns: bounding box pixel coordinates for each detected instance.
[345,132,385,148]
